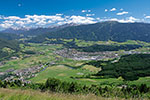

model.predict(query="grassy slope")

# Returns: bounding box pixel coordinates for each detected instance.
[0,88,148,100]
[30,64,94,84]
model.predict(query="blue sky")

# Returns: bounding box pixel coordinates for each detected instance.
[0,0,150,30]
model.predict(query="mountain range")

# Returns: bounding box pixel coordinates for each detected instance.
[1,21,150,43]
[1,23,78,36]
[28,21,150,43]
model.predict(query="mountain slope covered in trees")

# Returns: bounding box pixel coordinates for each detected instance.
[93,54,150,81]
[0,38,20,60]
[29,21,150,43]
[0,32,20,40]
[0,33,20,60]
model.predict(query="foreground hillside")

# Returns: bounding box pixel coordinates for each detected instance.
[0,88,121,100]
[0,88,149,100]
[29,21,150,43]
[0,88,100,100]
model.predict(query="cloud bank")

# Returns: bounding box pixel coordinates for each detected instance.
[108,16,139,23]
[0,13,146,30]
[0,14,98,29]
[145,16,150,19]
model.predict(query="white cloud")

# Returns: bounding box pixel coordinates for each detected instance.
[47,20,53,23]
[96,18,100,20]
[88,10,91,12]
[120,16,138,23]
[82,10,86,13]
[25,15,64,21]
[109,18,118,21]
[86,14,95,16]
[0,22,13,28]
[110,8,116,12]
[4,16,21,20]
[56,14,63,16]
[118,16,139,23]
[15,21,25,26]
[57,21,67,25]
[145,16,150,19]
[128,16,138,21]
[105,9,108,12]
[81,10,91,13]
[116,16,139,23]
[36,20,47,25]
[117,11,128,15]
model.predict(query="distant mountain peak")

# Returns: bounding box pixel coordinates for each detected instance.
[1,23,79,34]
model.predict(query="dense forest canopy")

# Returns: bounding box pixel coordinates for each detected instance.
[92,54,150,81]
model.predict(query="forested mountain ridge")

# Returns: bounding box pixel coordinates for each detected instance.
[0,38,20,60]
[0,39,20,51]
[29,21,150,43]
[0,32,21,61]
[0,32,20,53]
[0,32,20,40]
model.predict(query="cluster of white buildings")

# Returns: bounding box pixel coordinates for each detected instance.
[55,49,119,61]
